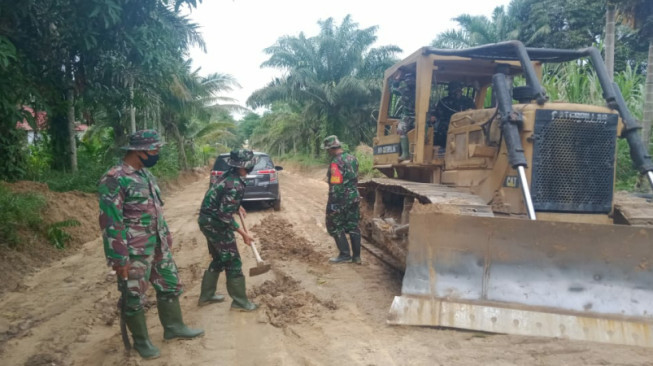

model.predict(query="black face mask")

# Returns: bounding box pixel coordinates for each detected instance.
[139,152,160,168]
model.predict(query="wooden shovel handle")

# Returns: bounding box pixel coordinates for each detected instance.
[238,211,264,264]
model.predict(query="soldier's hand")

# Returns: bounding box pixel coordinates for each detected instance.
[113,264,130,280]
[239,206,247,218]
[241,232,254,247]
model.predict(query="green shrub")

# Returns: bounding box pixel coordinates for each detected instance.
[353,148,383,179]
[46,219,80,249]
[150,143,180,181]
[0,185,45,247]
[276,152,326,168]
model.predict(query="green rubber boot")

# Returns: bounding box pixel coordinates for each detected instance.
[124,310,160,359]
[399,135,410,161]
[329,232,352,263]
[157,296,204,340]
[226,277,258,312]
[198,270,226,306]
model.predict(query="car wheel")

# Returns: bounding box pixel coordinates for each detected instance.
[273,198,281,211]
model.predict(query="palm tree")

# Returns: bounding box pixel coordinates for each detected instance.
[247,15,401,155]
[605,2,617,79]
[605,0,653,144]
[160,61,242,169]
[431,6,517,48]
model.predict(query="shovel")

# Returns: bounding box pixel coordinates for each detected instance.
[238,211,271,276]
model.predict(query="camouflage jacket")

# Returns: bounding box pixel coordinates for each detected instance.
[198,171,244,231]
[98,162,172,267]
[434,95,475,123]
[327,151,360,206]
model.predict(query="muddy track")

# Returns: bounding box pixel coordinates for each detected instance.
[1,169,652,365]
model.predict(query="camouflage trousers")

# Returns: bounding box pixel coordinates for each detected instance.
[120,243,183,315]
[326,201,361,237]
[199,221,243,279]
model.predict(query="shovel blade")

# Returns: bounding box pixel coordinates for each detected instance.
[249,263,271,277]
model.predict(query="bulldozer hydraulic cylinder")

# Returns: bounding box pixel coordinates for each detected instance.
[493,73,527,169]
[493,72,536,220]
[611,82,653,179]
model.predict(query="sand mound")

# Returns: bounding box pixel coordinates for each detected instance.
[0,169,207,298]
[251,215,326,265]
[249,270,337,328]
[0,182,99,296]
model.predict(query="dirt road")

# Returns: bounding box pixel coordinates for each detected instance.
[2,168,653,366]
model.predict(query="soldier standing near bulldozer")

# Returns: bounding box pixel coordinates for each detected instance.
[98,130,204,360]
[197,149,258,311]
[323,135,362,264]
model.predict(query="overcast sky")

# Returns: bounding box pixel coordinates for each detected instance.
[188,0,512,117]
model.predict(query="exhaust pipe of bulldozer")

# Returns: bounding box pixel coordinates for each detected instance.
[493,72,536,220]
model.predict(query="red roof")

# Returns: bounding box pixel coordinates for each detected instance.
[16,106,47,131]
[15,106,87,132]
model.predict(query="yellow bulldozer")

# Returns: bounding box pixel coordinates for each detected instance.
[359,41,653,347]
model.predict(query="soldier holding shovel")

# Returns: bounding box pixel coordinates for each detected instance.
[197,149,259,311]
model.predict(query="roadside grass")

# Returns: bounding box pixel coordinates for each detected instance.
[0,185,45,247]
[273,144,382,179]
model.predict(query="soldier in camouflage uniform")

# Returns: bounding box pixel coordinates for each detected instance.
[323,135,362,264]
[433,81,475,146]
[98,130,204,360]
[197,149,258,311]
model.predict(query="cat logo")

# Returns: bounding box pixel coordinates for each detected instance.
[504,175,519,188]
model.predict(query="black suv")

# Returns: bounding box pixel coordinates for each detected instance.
[210,152,283,210]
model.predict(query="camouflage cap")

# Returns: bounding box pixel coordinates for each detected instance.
[121,129,165,151]
[322,135,341,150]
[227,149,256,169]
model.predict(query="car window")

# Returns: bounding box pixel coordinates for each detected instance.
[253,155,274,171]
[212,156,229,171]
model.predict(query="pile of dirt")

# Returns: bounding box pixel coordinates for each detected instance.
[0,169,208,297]
[251,215,327,265]
[5,181,99,246]
[249,270,337,328]
[0,181,99,296]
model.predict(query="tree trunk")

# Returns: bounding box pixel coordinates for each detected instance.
[157,103,164,141]
[314,136,320,157]
[605,5,616,81]
[170,123,188,170]
[67,88,77,173]
[129,77,136,133]
[642,41,653,147]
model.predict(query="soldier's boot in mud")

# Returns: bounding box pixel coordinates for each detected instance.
[350,231,362,265]
[329,232,352,263]
[399,135,410,161]
[226,276,259,312]
[125,310,160,359]
[157,295,205,340]
[197,269,226,306]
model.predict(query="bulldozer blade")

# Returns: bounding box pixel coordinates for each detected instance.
[249,263,271,277]
[388,208,653,347]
